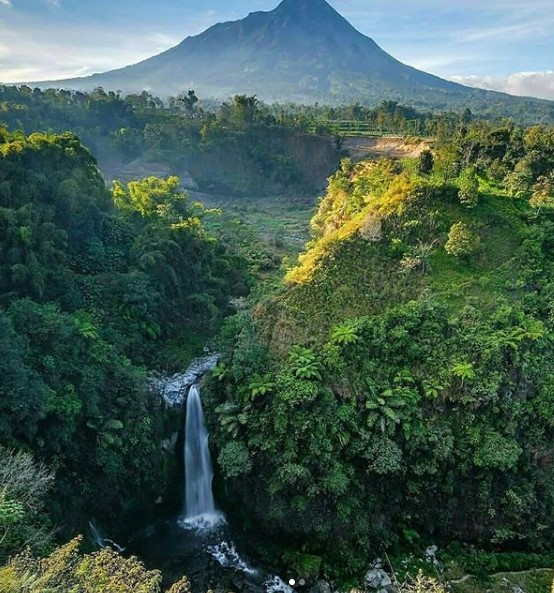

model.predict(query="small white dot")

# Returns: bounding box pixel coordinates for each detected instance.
[289,579,296,586]
[299,580,306,586]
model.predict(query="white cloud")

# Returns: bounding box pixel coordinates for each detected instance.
[456,22,541,43]
[400,54,484,73]
[0,0,12,7]
[455,12,554,44]
[0,24,182,83]
[452,71,554,101]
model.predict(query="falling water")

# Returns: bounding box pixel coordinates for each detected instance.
[183,384,221,526]
[133,384,301,591]
[264,576,295,593]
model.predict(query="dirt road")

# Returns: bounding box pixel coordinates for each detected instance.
[343,136,431,160]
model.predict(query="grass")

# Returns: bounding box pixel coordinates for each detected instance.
[428,185,528,308]
[250,162,544,353]
[202,192,317,286]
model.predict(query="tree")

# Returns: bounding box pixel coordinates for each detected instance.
[529,173,554,213]
[113,176,188,219]
[445,222,480,258]
[458,166,479,207]
[461,108,473,125]
[230,95,260,126]
[506,158,534,197]
[417,149,434,175]
[175,90,198,119]
[451,361,476,387]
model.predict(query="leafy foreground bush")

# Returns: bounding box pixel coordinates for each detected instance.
[0,537,191,593]
[0,448,54,562]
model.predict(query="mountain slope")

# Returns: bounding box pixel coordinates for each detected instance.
[31,0,554,115]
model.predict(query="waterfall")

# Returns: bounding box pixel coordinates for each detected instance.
[182,384,222,527]
[169,384,294,593]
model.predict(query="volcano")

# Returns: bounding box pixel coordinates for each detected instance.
[30,0,554,113]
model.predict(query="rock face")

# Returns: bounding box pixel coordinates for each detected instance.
[150,354,220,407]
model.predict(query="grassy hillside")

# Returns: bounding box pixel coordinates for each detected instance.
[256,159,539,348]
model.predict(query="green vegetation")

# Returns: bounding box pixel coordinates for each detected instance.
[203,193,314,287]
[0,86,339,196]
[0,536,191,593]
[0,128,247,550]
[207,121,554,581]
[450,570,552,593]
[444,222,480,257]
[1,93,554,593]
[0,449,54,563]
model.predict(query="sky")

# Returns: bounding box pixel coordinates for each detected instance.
[0,0,553,100]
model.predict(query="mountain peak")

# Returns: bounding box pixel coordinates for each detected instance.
[276,0,331,10]
[274,0,341,19]
[270,0,359,37]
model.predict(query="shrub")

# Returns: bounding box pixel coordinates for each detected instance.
[0,537,163,593]
[458,166,479,207]
[417,150,434,176]
[445,222,480,257]
[217,441,252,478]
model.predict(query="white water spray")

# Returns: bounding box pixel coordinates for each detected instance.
[264,576,295,593]
[207,540,258,575]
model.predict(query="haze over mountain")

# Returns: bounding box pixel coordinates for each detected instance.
[30,0,554,113]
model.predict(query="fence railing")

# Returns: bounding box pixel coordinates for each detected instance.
[308,119,421,137]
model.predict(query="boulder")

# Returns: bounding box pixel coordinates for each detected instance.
[364,569,392,590]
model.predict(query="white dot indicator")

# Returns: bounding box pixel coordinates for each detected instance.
[289,579,296,587]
